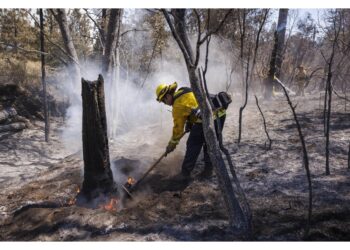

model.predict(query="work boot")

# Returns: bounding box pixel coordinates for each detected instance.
[172,171,191,182]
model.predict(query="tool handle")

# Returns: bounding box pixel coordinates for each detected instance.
[133,131,188,189]
[135,152,167,187]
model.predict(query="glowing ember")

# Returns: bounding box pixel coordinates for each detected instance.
[127,177,136,185]
[68,198,76,205]
[101,198,118,212]
[68,186,80,206]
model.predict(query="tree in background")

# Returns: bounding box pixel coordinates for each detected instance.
[264,9,288,99]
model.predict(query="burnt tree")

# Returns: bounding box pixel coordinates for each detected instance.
[39,9,50,142]
[324,10,341,175]
[81,75,115,199]
[163,9,251,237]
[264,9,288,100]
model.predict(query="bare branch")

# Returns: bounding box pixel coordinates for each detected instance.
[193,9,202,68]
[0,41,49,55]
[275,76,312,238]
[162,9,193,66]
[199,10,232,45]
[140,34,160,88]
[83,8,105,43]
[254,95,272,150]
[26,9,80,66]
[120,28,149,37]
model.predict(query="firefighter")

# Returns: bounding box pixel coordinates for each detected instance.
[155,82,226,180]
[295,65,308,96]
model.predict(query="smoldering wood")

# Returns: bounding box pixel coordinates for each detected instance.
[80,75,115,200]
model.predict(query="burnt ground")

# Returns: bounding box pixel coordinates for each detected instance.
[0,93,350,241]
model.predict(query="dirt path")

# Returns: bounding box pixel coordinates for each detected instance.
[1,93,350,241]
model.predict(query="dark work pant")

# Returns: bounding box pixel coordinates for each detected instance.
[181,115,226,175]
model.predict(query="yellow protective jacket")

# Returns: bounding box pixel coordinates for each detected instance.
[169,87,226,145]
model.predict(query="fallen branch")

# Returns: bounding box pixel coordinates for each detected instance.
[275,76,312,238]
[333,88,350,102]
[0,122,27,133]
[0,108,17,124]
[0,42,49,55]
[254,95,272,150]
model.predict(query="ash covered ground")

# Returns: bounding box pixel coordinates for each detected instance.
[1,93,350,241]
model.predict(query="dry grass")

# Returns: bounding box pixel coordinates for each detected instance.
[0,56,41,90]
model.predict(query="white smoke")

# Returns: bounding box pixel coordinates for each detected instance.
[57,11,242,186]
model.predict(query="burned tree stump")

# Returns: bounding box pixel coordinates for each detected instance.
[80,74,115,201]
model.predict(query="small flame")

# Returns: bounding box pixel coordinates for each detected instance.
[101,198,118,212]
[127,177,136,185]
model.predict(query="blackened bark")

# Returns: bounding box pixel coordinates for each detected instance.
[275,9,288,78]
[325,71,333,176]
[81,75,115,199]
[238,51,250,144]
[348,142,350,169]
[264,9,288,100]
[163,9,251,237]
[40,9,49,142]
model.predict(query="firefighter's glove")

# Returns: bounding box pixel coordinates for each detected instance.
[185,121,193,132]
[165,142,177,156]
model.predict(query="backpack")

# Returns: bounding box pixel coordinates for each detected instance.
[210,91,232,110]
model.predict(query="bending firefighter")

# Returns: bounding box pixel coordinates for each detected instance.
[155,82,229,179]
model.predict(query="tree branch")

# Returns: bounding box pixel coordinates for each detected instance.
[193,9,202,68]
[199,9,232,45]
[254,95,272,150]
[275,76,312,238]
[162,9,193,66]
[0,41,49,55]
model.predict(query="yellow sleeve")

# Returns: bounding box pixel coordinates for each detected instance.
[170,106,190,144]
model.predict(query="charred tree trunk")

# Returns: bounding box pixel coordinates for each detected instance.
[348,142,350,169]
[238,50,250,144]
[51,9,81,87]
[324,11,341,175]
[275,9,288,78]
[163,9,251,237]
[264,9,288,100]
[80,75,115,199]
[40,9,49,142]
